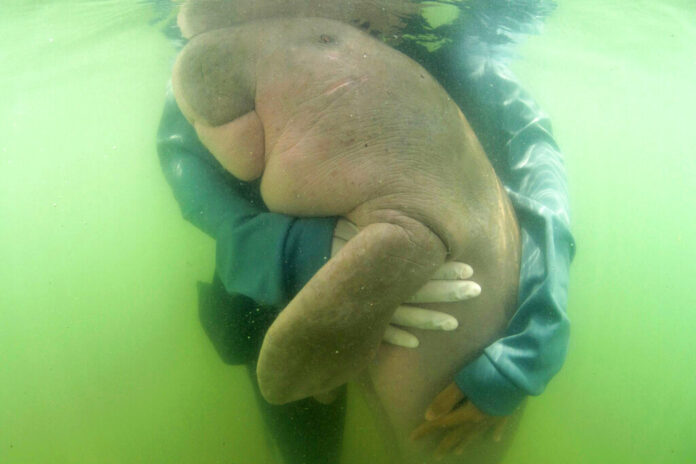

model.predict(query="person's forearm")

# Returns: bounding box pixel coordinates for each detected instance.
[449,61,575,415]
[157,92,335,306]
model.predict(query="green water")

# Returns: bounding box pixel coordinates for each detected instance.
[1,1,694,463]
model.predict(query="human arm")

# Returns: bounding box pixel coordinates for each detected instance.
[157,88,336,308]
[412,36,575,451]
[450,60,575,416]
[412,62,574,455]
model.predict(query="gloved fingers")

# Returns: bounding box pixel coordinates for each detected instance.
[408,280,481,303]
[412,405,475,441]
[431,404,479,428]
[434,424,474,459]
[410,417,443,440]
[432,261,474,280]
[391,306,458,331]
[331,237,347,257]
[382,325,419,348]
[333,217,359,241]
[425,382,466,420]
[411,408,471,440]
[332,218,360,256]
[492,417,508,442]
[453,427,481,456]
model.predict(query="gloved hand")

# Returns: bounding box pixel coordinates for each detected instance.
[411,382,508,458]
[332,218,481,348]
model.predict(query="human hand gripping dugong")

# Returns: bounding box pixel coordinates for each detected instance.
[332,218,481,349]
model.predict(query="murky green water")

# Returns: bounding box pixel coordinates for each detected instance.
[1,1,694,463]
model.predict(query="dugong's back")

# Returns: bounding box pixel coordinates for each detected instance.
[249,20,493,253]
[177,18,498,256]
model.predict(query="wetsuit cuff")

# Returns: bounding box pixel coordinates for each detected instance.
[454,355,527,416]
[284,217,337,299]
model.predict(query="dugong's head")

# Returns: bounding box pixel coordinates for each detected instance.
[177,0,423,40]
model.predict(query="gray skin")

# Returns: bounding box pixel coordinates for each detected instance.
[172,16,520,431]
[177,0,420,41]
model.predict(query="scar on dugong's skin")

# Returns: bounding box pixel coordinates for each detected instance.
[172,14,520,411]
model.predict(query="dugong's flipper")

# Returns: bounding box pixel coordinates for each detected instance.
[257,217,447,404]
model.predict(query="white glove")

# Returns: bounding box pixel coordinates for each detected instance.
[332,218,481,348]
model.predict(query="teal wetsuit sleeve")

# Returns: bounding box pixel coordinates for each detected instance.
[448,62,576,416]
[156,90,335,306]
